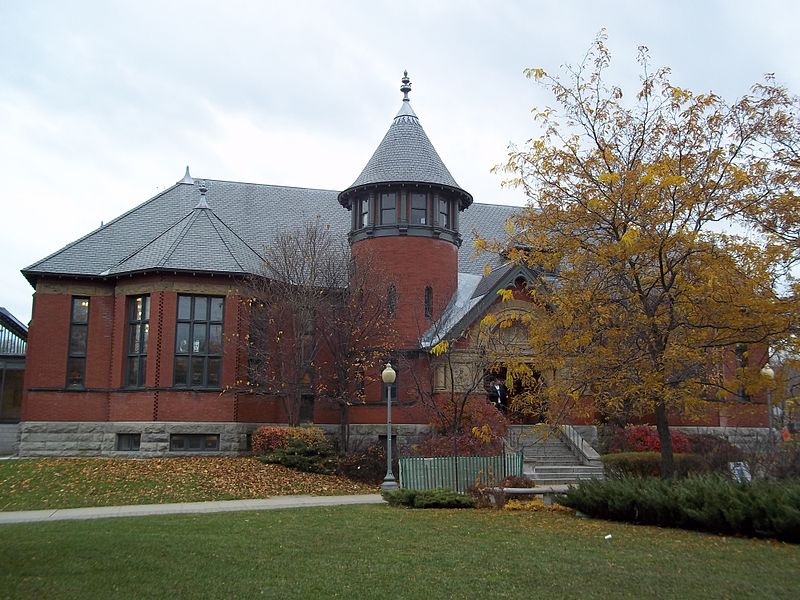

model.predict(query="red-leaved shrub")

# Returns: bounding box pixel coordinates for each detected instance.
[251,426,328,455]
[608,425,691,454]
[416,396,511,457]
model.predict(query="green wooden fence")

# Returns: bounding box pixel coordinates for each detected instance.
[399,452,523,493]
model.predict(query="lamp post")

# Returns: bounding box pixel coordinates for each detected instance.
[381,362,399,492]
[760,364,775,448]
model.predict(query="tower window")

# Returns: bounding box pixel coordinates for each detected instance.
[410,193,427,225]
[438,197,450,229]
[424,286,433,320]
[388,284,397,317]
[358,196,370,228]
[380,192,397,225]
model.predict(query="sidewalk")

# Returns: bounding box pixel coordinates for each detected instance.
[0,494,385,525]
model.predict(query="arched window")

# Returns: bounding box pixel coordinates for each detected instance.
[388,284,397,317]
[424,286,433,320]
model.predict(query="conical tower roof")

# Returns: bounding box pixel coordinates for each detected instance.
[338,72,473,209]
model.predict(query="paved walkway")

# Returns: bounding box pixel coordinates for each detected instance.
[0,494,385,525]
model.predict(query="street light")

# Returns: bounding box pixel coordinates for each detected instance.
[381,362,399,492]
[760,363,775,447]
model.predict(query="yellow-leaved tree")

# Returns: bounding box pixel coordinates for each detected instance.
[482,34,795,478]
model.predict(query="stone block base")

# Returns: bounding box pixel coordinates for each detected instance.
[16,421,431,457]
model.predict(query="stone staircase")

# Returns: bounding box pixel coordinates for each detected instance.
[507,425,604,485]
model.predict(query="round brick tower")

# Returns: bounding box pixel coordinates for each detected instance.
[338,72,473,347]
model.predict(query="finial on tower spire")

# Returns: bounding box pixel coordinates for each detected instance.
[400,70,411,102]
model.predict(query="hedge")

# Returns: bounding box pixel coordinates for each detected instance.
[558,476,800,542]
[601,452,708,478]
[382,488,476,509]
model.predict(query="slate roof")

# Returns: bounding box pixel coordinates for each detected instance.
[421,263,545,348]
[338,100,472,208]
[22,177,517,285]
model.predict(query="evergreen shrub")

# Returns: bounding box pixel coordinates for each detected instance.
[558,476,800,542]
[382,488,476,509]
[256,431,337,475]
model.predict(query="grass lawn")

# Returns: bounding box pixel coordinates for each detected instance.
[0,457,376,511]
[0,505,796,600]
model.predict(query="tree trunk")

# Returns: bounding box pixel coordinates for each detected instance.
[339,403,350,452]
[654,401,675,479]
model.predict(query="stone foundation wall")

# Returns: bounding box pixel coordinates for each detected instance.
[0,424,18,455]
[673,426,771,450]
[17,421,431,457]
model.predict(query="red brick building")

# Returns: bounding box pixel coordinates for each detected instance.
[18,74,770,456]
[18,74,517,455]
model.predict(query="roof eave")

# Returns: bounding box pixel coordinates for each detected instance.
[338,181,473,209]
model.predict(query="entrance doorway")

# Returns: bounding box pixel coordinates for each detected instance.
[485,364,545,423]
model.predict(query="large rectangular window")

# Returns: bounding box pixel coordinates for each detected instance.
[174,295,224,388]
[410,193,427,225]
[380,192,397,225]
[126,295,150,387]
[67,297,90,388]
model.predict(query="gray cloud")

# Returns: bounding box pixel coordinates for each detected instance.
[1,0,798,322]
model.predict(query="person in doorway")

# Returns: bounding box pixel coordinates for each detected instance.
[487,376,508,413]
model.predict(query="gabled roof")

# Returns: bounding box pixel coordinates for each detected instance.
[22,176,517,286]
[420,263,543,348]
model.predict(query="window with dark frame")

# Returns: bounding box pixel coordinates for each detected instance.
[169,433,220,452]
[247,301,267,387]
[66,297,90,388]
[438,196,450,229]
[410,192,427,225]
[424,286,433,320]
[358,196,370,228]
[126,295,150,387]
[380,192,397,225]
[174,295,224,388]
[116,433,141,451]
[299,394,315,423]
[387,284,397,317]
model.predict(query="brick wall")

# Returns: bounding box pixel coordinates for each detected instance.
[352,236,457,348]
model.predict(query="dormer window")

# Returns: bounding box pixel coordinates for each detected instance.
[380,192,397,225]
[410,193,427,225]
[438,196,450,229]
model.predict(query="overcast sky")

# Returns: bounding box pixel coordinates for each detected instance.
[1,0,798,323]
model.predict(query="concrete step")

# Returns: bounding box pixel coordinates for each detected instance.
[523,450,579,459]
[533,465,605,475]
[526,457,583,466]
[523,463,605,485]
